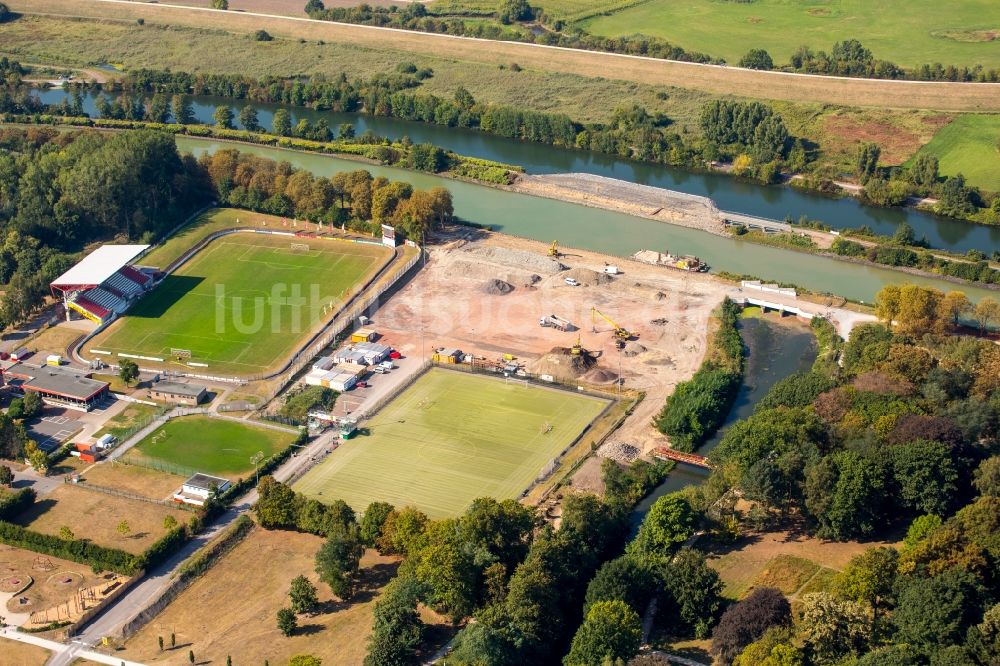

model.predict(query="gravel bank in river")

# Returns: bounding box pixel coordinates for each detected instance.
[510,172,728,236]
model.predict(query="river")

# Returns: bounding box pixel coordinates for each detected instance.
[632,314,818,524]
[175,136,1000,304]
[35,89,1000,255]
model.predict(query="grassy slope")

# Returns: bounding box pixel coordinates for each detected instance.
[907,114,1000,190]
[580,0,1000,70]
[295,368,609,518]
[125,415,295,477]
[90,233,386,374]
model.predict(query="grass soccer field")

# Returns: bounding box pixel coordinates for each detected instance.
[579,0,1000,70]
[294,369,610,518]
[908,115,1000,192]
[87,231,390,375]
[123,415,297,477]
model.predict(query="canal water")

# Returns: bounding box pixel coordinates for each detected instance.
[632,314,818,524]
[35,89,1000,255]
[176,137,1000,304]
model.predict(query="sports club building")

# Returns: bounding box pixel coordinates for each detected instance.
[50,245,155,325]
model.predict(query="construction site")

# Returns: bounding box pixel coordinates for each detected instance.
[372,229,736,461]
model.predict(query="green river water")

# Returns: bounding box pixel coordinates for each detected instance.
[176,137,998,303]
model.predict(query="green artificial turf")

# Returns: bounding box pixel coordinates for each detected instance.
[124,415,296,477]
[579,0,1000,70]
[294,368,610,518]
[907,114,1000,192]
[89,230,388,375]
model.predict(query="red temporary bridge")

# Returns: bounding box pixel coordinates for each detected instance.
[652,447,712,469]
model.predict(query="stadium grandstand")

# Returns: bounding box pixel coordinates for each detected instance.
[50,245,155,325]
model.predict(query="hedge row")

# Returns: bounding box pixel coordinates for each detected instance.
[0,521,140,575]
[0,487,35,521]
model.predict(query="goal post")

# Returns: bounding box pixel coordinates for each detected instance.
[170,348,192,359]
[290,242,310,253]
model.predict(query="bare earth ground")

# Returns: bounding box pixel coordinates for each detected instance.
[8,0,1000,112]
[78,462,189,503]
[374,231,728,454]
[122,528,452,665]
[13,485,191,555]
[0,544,113,623]
[167,0,404,12]
[0,637,51,664]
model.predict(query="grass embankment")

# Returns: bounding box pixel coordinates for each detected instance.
[88,228,389,375]
[4,4,999,114]
[295,368,609,518]
[578,0,1000,70]
[93,402,162,440]
[0,12,985,179]
[907,115,1000,191]
[125,415,297,477]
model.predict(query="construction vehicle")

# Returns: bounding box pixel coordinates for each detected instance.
[539,314,575,332]
[548,240,560,257]
[591,307,633,341]
[570,334,584,356]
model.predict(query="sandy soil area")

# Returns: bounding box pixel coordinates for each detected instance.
[373,230,732,454]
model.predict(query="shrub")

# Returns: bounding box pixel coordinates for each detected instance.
[253,29,273,42]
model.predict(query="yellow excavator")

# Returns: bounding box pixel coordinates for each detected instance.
[591,307,632,341]
[548,240,560,257]
[571,333,584,356]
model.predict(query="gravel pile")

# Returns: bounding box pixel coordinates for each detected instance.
[562,267,613,287]
[465,246,567,275]
[597,441,641,464]
[482,279,514,295]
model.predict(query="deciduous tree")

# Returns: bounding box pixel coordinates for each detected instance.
[833,547,898,639]
[118,358,139,387]
[664,548,724,639]
[315,523,363,600]
[289,575,319,614]
[711,587,791,665]
[276,607,297,636]
[564,600,642,666]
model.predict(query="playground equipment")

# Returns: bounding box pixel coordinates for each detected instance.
[591,307,633,341]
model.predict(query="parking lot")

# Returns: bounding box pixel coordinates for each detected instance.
[25,408,83,452]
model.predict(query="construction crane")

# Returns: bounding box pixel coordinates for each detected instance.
[591,307,632,341]
[548,240,560,257]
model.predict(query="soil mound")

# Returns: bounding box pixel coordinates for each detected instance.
[562,267,613,287]
[532,347,598,378]
[482,279,514,295]
[465,246,566,275]
[584,368,618,383]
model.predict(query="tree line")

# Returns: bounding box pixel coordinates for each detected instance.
[198,148,454,240]
[655,297,745,450]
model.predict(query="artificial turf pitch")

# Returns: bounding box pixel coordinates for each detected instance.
[88,233,389,375]
[294,369,610,518]
[123,415,297,477]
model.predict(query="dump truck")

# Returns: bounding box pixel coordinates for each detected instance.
[539,314,575,332]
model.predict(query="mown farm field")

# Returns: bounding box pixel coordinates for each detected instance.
[907,114,1000,190]
[577,0,1000,70]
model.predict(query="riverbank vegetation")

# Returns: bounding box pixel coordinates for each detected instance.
[2,14,998,204]
[659,291,1000,664]
[654,297,745,452]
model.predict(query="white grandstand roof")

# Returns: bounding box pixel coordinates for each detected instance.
[51,245,150,288]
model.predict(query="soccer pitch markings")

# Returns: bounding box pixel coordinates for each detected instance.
[124,415,297,477]
[87,233,390,375]
[294,369,611,519]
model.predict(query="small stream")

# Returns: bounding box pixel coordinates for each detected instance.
[631,314,818,524]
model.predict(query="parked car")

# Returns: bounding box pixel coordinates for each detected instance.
[564,277,580,286]
[389,350,402,360]
[373,366,389,374]
[379,360,394,370]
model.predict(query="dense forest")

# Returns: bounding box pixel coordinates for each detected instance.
[0,126,208,329]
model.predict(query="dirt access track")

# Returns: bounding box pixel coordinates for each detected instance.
[10,0,1000,113]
